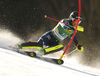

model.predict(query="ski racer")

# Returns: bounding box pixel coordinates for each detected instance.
[17,11,84,56]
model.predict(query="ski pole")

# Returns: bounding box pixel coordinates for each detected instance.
[45,15,67,25]
[45,15,84,32]
[66,49,77,56]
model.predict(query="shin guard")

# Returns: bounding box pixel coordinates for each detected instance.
[44,44,63,54]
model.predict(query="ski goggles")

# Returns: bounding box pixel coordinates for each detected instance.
[71,16,82,21]
[72,19,81,24]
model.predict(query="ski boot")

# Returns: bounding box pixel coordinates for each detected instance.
[14,43,22,49]
[37,49,45,56]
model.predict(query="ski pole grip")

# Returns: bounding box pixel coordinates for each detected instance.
[44,15,47,18]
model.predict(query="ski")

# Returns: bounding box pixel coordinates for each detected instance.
[9,45,64,65]
[25,51,64,65]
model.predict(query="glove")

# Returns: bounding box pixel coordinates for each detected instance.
[76,44,83,52]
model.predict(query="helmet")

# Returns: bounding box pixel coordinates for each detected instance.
[69,11,82,21]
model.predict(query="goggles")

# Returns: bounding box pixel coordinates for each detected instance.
[72,19,81,24]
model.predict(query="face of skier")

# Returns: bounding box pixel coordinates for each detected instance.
[72,19,81,26]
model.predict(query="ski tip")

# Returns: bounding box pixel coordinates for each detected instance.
[44,15,47,18]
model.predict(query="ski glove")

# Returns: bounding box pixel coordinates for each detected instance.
[76,44,83,52]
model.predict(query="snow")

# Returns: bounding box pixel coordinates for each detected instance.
[0,30,100,76]
[0,48,100,76]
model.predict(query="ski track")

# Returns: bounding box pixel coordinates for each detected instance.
[0,48,100,76]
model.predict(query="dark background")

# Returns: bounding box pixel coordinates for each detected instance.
[0,0,100,68]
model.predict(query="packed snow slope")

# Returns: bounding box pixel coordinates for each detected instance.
[0,30,100,76]
[0,48,100,76]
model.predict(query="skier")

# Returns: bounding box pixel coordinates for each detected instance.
[17,11,84,56]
